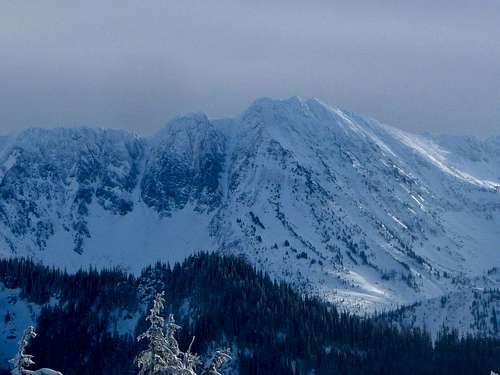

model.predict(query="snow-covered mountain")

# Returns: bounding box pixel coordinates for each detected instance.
[1,97,499,323]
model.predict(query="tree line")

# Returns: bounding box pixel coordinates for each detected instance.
[0,254,499,374]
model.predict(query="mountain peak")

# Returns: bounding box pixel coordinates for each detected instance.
[240,96,348,126]
[240,96,323,133]
[243,96,308,116]
[155,112,214,143]
[165,112,210,129]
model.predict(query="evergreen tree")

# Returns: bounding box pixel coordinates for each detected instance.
[10,326,36,375]
[2,255,500,375]
[202,350,231,375]
[136,292,174,375]
[135,292,229,375]
[9,326,62,375]
[180,337,200,375]
[165,314,182,366]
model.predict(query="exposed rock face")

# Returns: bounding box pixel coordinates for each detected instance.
[0,128,144,254]
[141,113,225,215]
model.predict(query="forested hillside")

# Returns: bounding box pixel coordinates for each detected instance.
[0,253,499,375]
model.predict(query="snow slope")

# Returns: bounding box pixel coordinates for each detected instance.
[386,288,500,340]
[0,97,499,328]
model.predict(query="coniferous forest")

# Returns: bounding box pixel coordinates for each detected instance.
[0,253,499,375]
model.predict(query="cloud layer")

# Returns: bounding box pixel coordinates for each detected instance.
[1,1,499,136]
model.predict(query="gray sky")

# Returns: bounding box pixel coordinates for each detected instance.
[1,0,499,136]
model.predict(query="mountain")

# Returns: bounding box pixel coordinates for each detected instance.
[0,97,499,327]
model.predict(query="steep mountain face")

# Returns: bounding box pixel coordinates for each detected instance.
[141,113,225,215]
[0,97,499,324]
[0,128,144,255]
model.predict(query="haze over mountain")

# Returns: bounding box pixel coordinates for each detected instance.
[1,1,500,136]
[0,97,499,336]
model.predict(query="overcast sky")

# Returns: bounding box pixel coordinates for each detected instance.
[1,1,499,136]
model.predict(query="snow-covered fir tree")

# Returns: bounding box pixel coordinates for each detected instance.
[136,291,177,374]
[136,292,230,375]
[9,326,62,375]
[201,350,231,375]
[10,326,36,375]
[181,337,200,375]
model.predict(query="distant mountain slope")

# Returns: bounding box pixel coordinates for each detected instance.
[0,97,499,321]
[385,288,500,340]
[384,268,500,339]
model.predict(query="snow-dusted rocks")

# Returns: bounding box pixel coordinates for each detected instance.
[0,97,499,321]
[0,127,144,255]
[141,113,225,215]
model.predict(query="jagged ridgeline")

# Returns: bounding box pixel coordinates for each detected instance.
[0,253,499,375]
[2,97,500,318]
